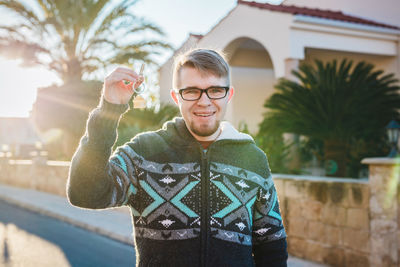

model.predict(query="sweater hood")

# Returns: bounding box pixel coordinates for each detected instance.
[159,117,254,146]
[217,121,254,142]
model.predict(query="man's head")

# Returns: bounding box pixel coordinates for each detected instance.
[170,49,234,141]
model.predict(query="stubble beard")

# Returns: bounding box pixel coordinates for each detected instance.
[190,120,220,137]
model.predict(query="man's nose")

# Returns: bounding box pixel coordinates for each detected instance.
[197,90,212,105]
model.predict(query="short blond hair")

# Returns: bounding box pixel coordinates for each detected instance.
[173,48,231,88]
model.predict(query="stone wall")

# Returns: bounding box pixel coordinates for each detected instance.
[0,159,70,197]
[273,157,400,267]
[273,175,370,266]
[0,157,399,266]
[362,158,399,266]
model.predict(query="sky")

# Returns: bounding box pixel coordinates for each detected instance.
[0,0,282,117]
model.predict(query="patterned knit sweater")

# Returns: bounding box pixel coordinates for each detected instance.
[67,99,288,267]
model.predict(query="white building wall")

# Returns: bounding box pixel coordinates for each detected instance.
[158,2,400,133]
[196,5,293,78]
[302,48,398,79]
[229,67,276,134]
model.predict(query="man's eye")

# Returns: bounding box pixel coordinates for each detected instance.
[184,89,199,95]
[209,88,224,94]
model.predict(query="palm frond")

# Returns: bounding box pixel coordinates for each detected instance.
[0,0,171,82]
[261,59,400,141]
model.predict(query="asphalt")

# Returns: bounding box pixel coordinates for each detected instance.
[0,183,327,267]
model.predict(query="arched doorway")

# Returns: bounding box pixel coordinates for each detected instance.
[224,37,276,134]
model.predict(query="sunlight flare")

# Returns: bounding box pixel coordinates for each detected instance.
[0,58,60,117]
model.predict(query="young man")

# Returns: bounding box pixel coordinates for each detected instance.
[67,49,288,266]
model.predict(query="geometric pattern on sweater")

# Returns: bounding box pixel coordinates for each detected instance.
[209,162,285,245]
[210,163,286,244]
[109,145,285,245]
[252,186,287,244]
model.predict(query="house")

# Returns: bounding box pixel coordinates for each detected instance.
[0,117,43,158]
[158,0,400,133]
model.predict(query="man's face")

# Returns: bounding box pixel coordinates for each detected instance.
[171,67,233,141]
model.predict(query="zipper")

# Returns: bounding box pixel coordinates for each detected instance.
[200,145,208,267]
[199,141,218,267]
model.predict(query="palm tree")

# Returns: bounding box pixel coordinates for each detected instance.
[0,0,171,82]
[259,59,400,177]
[0,0,171,158]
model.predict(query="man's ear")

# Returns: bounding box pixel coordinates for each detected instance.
[170,89,179,105]
[228,87,234,102]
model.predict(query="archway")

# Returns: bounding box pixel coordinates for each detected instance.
[223,37,276,134]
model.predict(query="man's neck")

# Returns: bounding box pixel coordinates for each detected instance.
[189,126,222,142]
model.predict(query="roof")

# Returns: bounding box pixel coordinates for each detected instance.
[189,33,204,40]
[238,0,400,30]
[0,117,42,145]
[158,33,203,70]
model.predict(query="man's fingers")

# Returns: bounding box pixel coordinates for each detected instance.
[114,67,140,79]
[108,72,138,85]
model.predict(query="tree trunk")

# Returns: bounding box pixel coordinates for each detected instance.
[324,139,348,177]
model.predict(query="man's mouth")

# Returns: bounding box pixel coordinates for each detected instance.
[193,111,216,117]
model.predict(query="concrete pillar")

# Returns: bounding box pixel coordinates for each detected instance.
[284,58,300,82]
[362,157,400,266]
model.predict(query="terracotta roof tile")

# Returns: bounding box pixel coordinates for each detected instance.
[238,0,400,30]
[189,33,204,39]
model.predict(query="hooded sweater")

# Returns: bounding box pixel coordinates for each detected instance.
[67,99,288,267]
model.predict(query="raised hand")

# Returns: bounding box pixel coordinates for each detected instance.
[102,67,144,105]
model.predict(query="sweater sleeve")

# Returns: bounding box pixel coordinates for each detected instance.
[67,98,135,209]
[252,157,288,266]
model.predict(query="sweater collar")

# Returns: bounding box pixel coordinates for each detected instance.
[161,117,254,145]
[217,121,254,142]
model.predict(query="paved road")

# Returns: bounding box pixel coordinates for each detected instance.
[0,200,135,267]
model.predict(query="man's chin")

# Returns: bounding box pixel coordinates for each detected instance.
[191,123,219,137]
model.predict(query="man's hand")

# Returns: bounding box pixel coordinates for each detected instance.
[103,67,144,105]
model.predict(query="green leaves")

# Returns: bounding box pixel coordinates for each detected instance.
[263,59,400,142]
[0,0,172,82]
[259,59,400,177]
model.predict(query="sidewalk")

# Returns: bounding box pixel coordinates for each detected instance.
[0,183,327,267]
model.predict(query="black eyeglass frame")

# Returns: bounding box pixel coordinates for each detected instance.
[176,86,230,101]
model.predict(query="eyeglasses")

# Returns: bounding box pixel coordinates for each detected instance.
[176,86,230,101]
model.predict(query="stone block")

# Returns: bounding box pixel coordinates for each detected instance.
[346,208,369,230]
[307,182,328,203]
[328,182,349,206]
[285,180,305,199]
[323,248,345,267]
[369,165,397,194]
[371,219,397,234]
[369,194,396,219]
[0,161,70,197]
[274,178,285,197]
[325,225,342,246]
[287,236,307,258]
[307,221,325,243]
[370,233,398,265]
[349,184,370,209]
[398,231,400,262]
[287,218,308,238]
[345,251,370,267]
[343,228,370,253]
[321,205,347,227]
[304,240,327,263]
[369,195,383,216]
[287,198,303,219]
[301,201,322,221]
